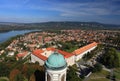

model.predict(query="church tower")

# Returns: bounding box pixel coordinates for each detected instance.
[45,51,67,81]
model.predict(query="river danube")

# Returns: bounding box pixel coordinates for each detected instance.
[0,30,39,43]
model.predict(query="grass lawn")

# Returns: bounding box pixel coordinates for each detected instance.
[114,51,120,80]
[0,77,9,81]
[66,46,78,52]
[117,51,120,64]
[87,78,109,81]
[87,51,120,81]
[24,78,28,81]
[87,70,109,81]
[114,68,120,80]
[90,70,109,77]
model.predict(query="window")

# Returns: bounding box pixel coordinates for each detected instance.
[47,74,51,81]
[61,74,65,81]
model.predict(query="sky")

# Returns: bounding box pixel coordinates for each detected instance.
[0,0,120,24]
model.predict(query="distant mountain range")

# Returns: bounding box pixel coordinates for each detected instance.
[0,21,120,32]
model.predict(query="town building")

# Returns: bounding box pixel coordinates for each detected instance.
[73,42,97,61]
[31,42,98,66]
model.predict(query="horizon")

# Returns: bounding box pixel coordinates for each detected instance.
[0,21,120,25]
[0,0,120,24]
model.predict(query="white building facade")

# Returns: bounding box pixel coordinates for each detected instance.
[31,42,98,66]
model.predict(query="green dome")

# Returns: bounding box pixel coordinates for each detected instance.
[45,52,67,70]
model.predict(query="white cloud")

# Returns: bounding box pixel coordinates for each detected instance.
[24,1,120,17]
[0,0,120,19]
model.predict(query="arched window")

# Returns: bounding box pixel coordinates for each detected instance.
[61,74,65,81]
[47,74,51,81]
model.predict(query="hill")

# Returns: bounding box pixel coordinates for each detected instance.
[0,21,120,32]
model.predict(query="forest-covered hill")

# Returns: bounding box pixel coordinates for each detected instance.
[0,21,120,32]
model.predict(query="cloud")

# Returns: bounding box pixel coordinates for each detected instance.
[0,0,120,24]
[0,0,120,16]
[24,0,120,17]
[0,15,49,23]
[56,2,120,16]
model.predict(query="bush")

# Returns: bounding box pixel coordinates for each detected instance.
[0,63,10,77]
[92,63,102,72]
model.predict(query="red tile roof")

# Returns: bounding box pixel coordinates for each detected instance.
[58,50,73,58]
[33,49,44,55]
[73,42,98,55]
[32,42,97,61]
[46,47,56,51]
[17,52,28,58]
[46,47,73,58]
[32,49,47,61]
[33,53,47,61]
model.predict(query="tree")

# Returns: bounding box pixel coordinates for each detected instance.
[27,67,35,80]
[100,47,120,68]
[14,73,25,81]
[67,66,82,81]
[9,69,20,81]
[22,64,36,80]
[0,62,10,77]
[92,63,102,72]
[29,74,36,81]
[9,69,25,81]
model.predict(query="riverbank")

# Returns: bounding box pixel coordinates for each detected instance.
[0,35,21,50]
[0,30,41,43]
[0,30,41,50]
